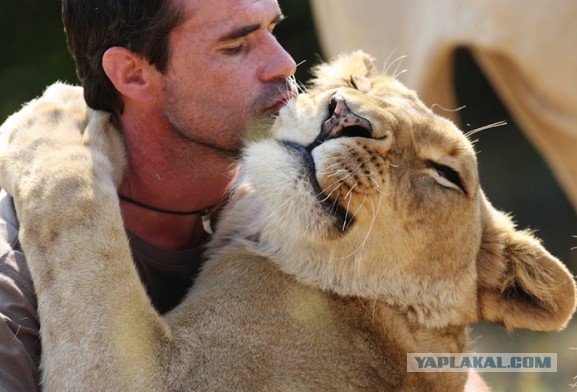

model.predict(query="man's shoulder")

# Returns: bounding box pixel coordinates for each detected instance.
[0,192,40,392]
[0,189,21,255]
[0,189,33,294]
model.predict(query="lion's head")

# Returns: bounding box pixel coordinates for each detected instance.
[212,51,576,332]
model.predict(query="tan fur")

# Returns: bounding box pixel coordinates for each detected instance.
[0,52,575,391]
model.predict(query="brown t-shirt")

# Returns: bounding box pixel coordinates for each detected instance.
[0,191,206,391]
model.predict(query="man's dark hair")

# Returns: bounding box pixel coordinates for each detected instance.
[62,0,186,114]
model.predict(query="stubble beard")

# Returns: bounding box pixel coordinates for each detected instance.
[162,78,296,161]
[162,101,247,163]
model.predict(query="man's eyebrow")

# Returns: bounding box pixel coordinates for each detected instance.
[219,13,285,41]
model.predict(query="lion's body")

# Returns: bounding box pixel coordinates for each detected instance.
[157,246,467,391]
[0,52,574,391]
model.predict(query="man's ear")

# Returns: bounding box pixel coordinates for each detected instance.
[102,46,158,102]
[476,196,576,332]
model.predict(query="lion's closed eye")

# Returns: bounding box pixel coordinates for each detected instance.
[426,160,466,194]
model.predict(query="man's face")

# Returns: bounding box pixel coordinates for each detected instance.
[159,0,296,156]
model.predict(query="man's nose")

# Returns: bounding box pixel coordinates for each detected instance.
[259,36,297,82]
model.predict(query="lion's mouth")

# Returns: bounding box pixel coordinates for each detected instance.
[277,95,377,232]
[281,141,353,232]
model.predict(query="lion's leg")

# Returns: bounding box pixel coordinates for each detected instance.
[21,166,172,391]
[0,85,175,391]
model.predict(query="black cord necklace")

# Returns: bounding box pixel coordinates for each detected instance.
[118,193,212,216]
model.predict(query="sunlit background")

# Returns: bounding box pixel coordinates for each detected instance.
[1,1,575,390]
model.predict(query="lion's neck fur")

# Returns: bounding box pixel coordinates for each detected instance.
[208,185,479,330]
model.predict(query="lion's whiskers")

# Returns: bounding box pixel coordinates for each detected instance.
[344,183,358,200]
[345,193,366,235]
[317,179,343,203]
[339,190,382,261]
[326,168,352,179]
[343,187,356,231]
[367,173,382,190]
[464,121,508,140]
[430,103,466,114]
[288,61,309,95]
[280,74,304,98]
[326,163,363,180]
[382,50,408,79]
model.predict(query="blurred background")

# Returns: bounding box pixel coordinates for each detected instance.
[1,0,575,390]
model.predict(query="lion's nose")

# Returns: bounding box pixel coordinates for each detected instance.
[312,95,373,148]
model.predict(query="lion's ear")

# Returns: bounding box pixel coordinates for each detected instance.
[308,50,376,91]
[476,197,576,331]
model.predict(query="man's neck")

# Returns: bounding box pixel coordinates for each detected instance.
[116,112,237,250]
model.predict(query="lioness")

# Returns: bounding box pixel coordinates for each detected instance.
[0,51,575,391]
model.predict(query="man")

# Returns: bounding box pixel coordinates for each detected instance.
[0,0,295,390]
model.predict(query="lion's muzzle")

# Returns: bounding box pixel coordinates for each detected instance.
[311,95,373,149]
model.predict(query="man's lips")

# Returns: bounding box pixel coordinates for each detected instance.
[267,88,297,115]
[267,99,288,114]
